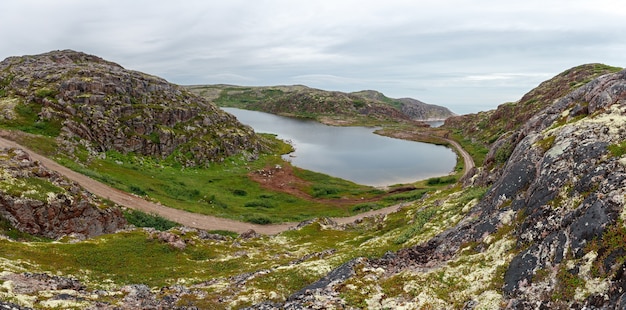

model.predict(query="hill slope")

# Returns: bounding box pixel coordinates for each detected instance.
[187,84,454,126]
[0,50,262,166]
[263,66,626,308]
[443,64,622,167]
[0,62,625,309]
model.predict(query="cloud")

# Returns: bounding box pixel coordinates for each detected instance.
[1,0,625,114]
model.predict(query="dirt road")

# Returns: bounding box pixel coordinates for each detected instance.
[443,138,475,179]
[0,134,473,235]
[0,135,297,234]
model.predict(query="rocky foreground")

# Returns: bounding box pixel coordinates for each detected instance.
[252,68,626,308]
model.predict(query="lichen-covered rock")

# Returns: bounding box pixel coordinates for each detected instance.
[0,147,126,239]
[0,50,262,166]
[252,67,626,308]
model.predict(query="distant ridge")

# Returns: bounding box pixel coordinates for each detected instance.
[187,84,455,125]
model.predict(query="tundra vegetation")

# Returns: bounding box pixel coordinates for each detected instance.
[1,52,625,309]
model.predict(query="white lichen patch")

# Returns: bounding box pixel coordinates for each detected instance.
[295,259,333,276]
[38,289,78,299]
[499,209,516,226]
[0,280,37,308]
[545,139,572,159]
[574,251,610,300]
[473,290,504,309]
[0,256,38,274]
[584,104,626,137]
[0,97,19,120]
[40,298,90,309]
[394,237,514,308]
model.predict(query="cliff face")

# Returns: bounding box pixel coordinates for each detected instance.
[0,147,126,239]
[0,50,262,166]
[256,67,626,308]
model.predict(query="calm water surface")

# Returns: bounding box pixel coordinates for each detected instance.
[223,108,457,186]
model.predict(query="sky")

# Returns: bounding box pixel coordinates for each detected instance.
[1,1,624,114]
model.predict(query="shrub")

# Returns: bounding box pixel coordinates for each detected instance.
[34,88,57,98]
[129,185,147,196]
[351,203,381,213]
[232,189,248,196]
[426,176,457,186]
[394,208,437,244]
[312,185,340,198]
[123,210,179,231]
[494,142,513,164]
[244,200,275,209]
[384,189,428,202]
[246,214,272,225]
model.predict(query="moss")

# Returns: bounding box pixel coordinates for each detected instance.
[34,88,57,99]
[607,140,626,157]
[394,207,437,244]
[537,135,556,153]
[552,265,586,301]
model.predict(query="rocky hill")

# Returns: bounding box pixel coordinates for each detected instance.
[351,89,455,120]
[444,64,622,152]
[187,84,454,126]
[0,50,262,166]
[256,66,626,308]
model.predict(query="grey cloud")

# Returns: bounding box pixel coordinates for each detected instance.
[1,0,625,114]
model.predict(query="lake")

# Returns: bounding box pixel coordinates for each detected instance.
[223,108,457,187]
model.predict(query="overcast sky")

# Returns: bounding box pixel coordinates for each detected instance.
[1,1,624,114]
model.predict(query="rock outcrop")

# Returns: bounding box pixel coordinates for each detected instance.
[0,147,126,239]
[248,67,626,308]
[0,50,262,166]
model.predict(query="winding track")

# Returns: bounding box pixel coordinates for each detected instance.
[443,138,475,179]
[0,134,474,235]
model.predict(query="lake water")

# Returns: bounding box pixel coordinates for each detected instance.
[223,108,457,187]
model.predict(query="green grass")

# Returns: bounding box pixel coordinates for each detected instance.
[0,231,245,287]
[450,130,489,167]
[47,139,389,223]
[0,176,65,202]
[608,140,626,157]
[0,102,62,137]
[292,167,384,200]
